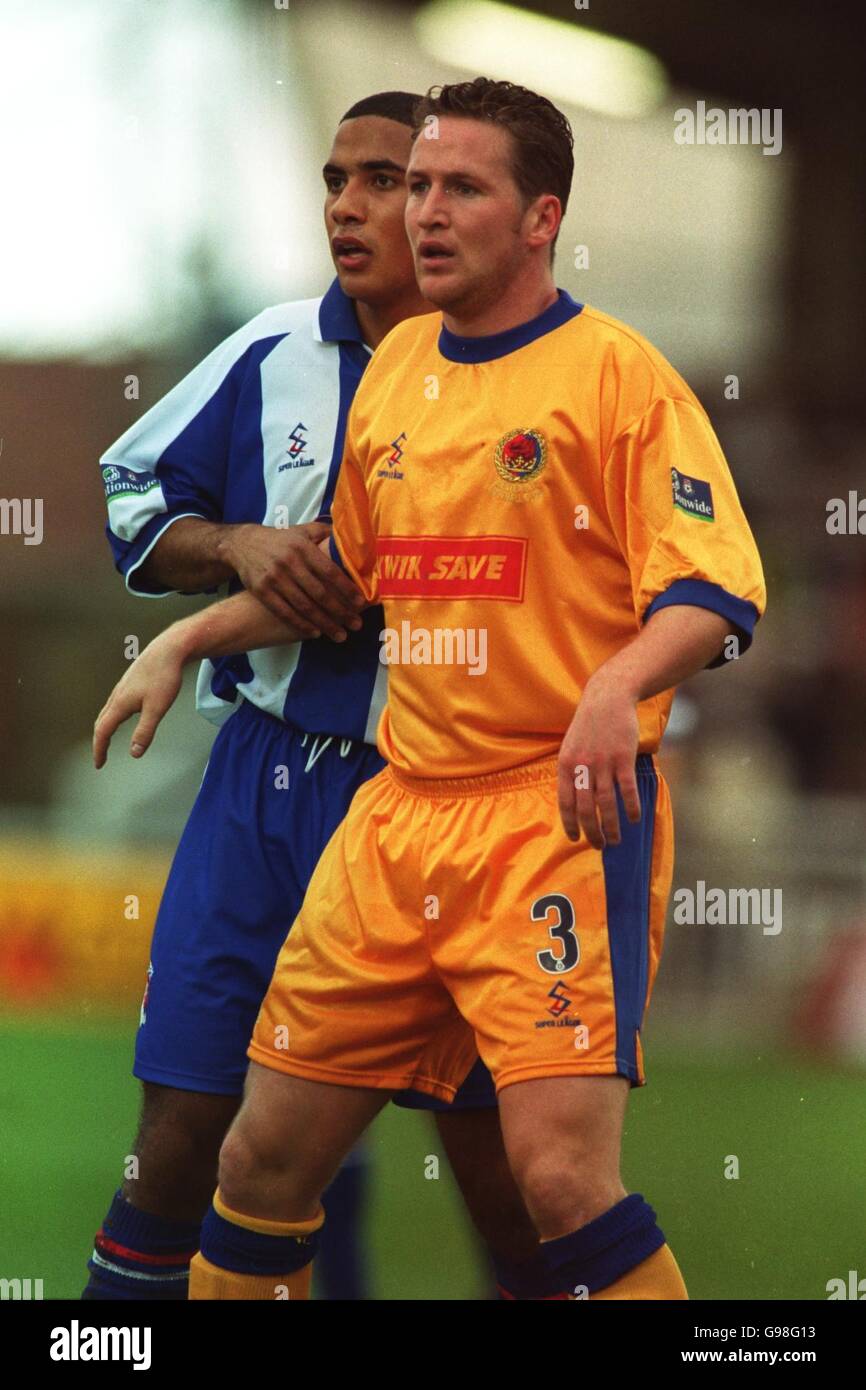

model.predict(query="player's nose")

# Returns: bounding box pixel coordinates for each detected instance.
[330,185,366,224]
[415,193,448,229]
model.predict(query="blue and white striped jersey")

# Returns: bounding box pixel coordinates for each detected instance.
[102,279,387,744]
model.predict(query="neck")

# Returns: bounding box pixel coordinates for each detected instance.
[355,289,434,349]
[442,270,558,339]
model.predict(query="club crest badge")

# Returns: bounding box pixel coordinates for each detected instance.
[492,429,547,502]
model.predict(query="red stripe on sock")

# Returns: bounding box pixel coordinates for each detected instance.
[96,1230,196,1266]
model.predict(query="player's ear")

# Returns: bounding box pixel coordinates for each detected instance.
[525,194,561,253]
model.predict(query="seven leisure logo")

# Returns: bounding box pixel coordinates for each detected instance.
[279,422,315,472]
[377,431,407,481]
[674,101,783,156]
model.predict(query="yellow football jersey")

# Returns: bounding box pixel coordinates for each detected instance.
[330,290,766,778]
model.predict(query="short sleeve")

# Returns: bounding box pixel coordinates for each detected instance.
[101,316,289,596]
[602,395,766,665]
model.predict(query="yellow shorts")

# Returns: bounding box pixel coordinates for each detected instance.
[249,754,673,1102]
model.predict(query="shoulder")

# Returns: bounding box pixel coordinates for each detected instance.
[187,297,335,395]
[231,296,325,352]
[576,304,698,402]
[569,303,704,430]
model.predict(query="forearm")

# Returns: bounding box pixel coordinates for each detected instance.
[165,589,304,664]
[136,517,252,592]
[587,605,732,702]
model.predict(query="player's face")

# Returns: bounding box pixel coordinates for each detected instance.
[323,116,417,304]
[404,117,533,314]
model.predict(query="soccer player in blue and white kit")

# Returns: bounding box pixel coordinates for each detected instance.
[84,91,537,1301]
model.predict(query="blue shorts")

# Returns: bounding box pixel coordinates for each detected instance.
[135,698,496,1111]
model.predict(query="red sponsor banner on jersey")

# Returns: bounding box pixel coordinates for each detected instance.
[375,535,527,600]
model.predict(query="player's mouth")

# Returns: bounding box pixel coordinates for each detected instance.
[332,236,373,270]
[418,239,456,271]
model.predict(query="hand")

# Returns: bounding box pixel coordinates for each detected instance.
[557,673,642,848]
[220,522,365,642]
[93,627,187,768]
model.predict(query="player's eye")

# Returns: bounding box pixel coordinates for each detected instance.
[373,174,397,189]
[454,183,478,196]
[324,176,345,193]
[408,179,429,195]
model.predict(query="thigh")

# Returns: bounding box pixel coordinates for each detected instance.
[234,1063,388,1174]
[497,1073,629,1169]
[496,1074,631,1235]
[220,1064,389,1221]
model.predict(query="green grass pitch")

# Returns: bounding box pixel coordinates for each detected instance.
[1,1011,862,1300]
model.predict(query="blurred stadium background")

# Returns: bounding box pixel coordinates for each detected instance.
[2,0,865,1300]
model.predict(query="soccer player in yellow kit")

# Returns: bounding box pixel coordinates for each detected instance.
[124,78,766,1300]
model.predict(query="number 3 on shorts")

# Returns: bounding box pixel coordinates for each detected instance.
[533,893,579,975]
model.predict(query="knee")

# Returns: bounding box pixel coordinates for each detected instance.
[216,1116,328,1222]
[509,1147,623,1237]
[216,1111,297,1208]
[124,1084,239,1219]
[137,1083,238,1156]
[216,1125,256,1203]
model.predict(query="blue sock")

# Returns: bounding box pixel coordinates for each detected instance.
[82,1191,201,1300]
[199,1201,321,1275]
[495,1194,665,1299]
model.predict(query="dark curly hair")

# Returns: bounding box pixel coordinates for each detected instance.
[412,78,574,250]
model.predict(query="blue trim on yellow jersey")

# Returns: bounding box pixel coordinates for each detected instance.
[437,288,583,364]
[602,755,657,1086]
[329,533,347,571]
[643,577,759,667]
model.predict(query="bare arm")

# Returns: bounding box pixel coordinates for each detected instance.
[93,575,351,767]
[135,517,236,592]
[557,606,733,846]
[138,517,365,641]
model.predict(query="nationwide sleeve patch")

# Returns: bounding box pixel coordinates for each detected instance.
[671,467,714,522]
[102,464,162,503]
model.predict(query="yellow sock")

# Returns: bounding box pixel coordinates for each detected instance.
[188,1190,325,1301]
[590,1243,688,1300]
